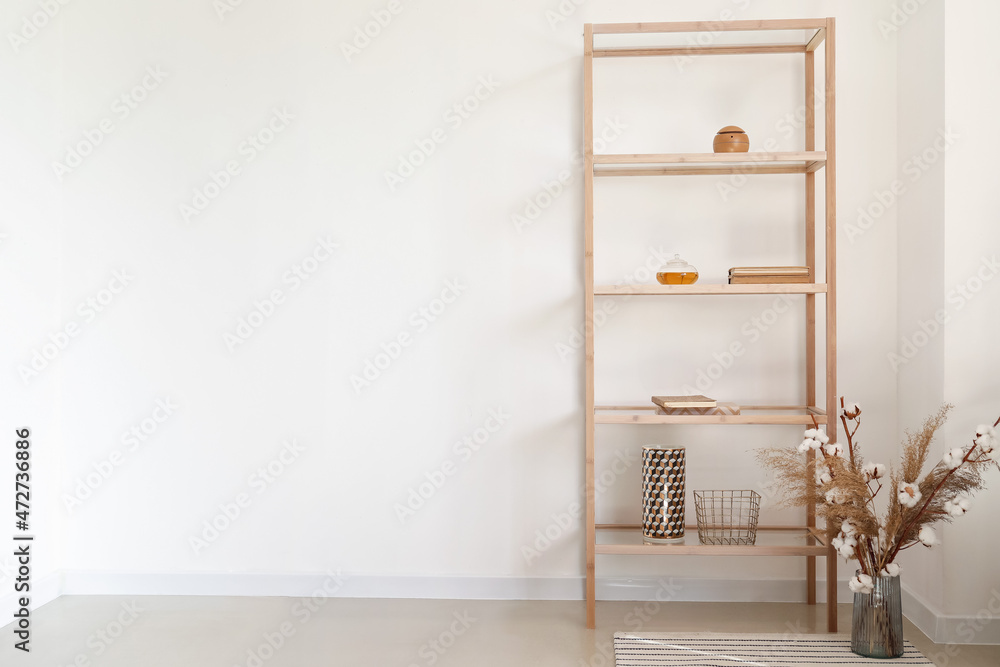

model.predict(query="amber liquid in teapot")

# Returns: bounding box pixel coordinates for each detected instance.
[656,271,699,285]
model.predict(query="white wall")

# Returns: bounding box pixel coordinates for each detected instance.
[893,0,1000,645]
[18,0,1000,636]
[1,11,69,609]
[894,0,947,621]
[940,0,1000,636]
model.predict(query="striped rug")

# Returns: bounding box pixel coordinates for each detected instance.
[613,632,933,665]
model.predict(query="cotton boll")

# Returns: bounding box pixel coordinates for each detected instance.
[823,443,844,458]
[841,403,862,419]
[975,433,996,454]
[849,574,874,595]
[799,439,817,453]
[942,448,966,470]
[862,462,887,480]
[815,430,830,445]
[880,563,901,577]
[815,467,832,485]
[825,489,847,505]
[842,520,857,537]
[974,425,997,453]
[944,495,971,517]
[898,482,922,508]
[804,429,818,439]
[918,526,938,546]
[831,534,857,555]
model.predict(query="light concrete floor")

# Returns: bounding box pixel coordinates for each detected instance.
[2,597,999,666]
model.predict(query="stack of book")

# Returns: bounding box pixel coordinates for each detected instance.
[729,266,811,284]
[651,395,741,416]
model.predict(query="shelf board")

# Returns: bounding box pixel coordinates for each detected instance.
[594,44,807,58]
[591,19,829,35]
[595,525,829,556]
[593,152,826,176]
[592,19,829,58]
[589,21,828,57]
[594,283,826,296]
[595,405,828,425]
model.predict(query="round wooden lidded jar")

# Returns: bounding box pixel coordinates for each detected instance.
[713,125,750,153]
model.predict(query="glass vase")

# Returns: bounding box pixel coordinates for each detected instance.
[851,570,904,659]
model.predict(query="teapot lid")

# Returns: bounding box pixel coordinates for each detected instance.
[661,254,697,272]
[717,125,746,134]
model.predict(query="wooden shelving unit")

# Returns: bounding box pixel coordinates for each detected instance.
[582,18,839,631]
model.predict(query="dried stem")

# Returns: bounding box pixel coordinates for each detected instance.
[840,397,857,469]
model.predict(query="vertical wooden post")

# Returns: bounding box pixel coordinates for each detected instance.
[827,546,839,632]
[804,47,818,608]
[583,23,597,630]
[824,16,838,633]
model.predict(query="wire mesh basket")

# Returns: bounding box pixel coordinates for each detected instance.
[693,490,761,545]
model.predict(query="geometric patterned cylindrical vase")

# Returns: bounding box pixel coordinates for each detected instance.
[641,446,686,543]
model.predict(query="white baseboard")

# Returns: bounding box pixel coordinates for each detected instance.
[598,576,853,603]
[0,572,62,621]
[59,571,580,600]
[11,572,997,645]
[58,571,847,603]
[902,582,1000,645]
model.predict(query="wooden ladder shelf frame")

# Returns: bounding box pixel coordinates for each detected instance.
[582,18,838,631]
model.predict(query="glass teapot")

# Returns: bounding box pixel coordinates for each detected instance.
[656,254,699,285]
